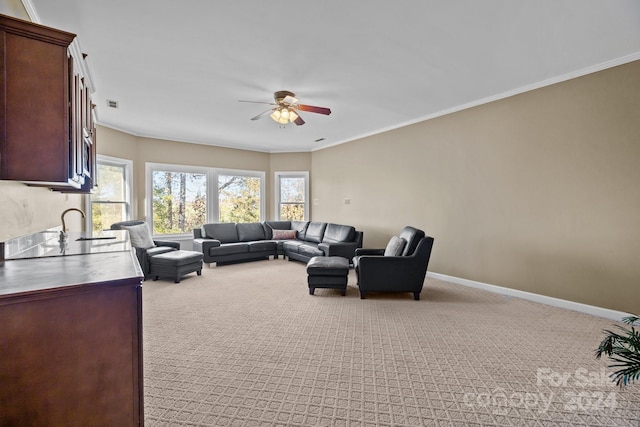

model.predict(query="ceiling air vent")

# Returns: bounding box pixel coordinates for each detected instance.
[106,99,119,109]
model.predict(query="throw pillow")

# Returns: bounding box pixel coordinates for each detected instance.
[384,235,406,256]
[121,223,156,249]
[272,229,297,240]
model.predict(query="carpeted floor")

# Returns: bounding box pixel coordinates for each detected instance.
[142,259,640,426]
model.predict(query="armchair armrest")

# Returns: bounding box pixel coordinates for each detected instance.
[356,255,427,292]
[355,248,384,256]
[153,240,180,250]
[132,247,148,273]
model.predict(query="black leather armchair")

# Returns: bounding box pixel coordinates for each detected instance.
[110,220,180,279]
[353,226,434,300]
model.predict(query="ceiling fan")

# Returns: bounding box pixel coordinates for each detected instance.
[239,90,331,126]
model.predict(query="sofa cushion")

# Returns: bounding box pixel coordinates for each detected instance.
[208,242,249,256]
[291,221,309,240]
[384,236,407,256]
[282,240,305,253]
[322,223,355,243]
[247,240,277,253]
[121,223,156,249]
[299,244,324,258]
[202,223,238,243]
[237,222,266,242]
[304,222,327,243]
[272,229,297,240]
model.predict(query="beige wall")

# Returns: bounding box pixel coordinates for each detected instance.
[311,60,640,314]
[0,2,85,242]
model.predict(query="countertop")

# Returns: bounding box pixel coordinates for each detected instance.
[5,230,131,260]
[0,230,143,299]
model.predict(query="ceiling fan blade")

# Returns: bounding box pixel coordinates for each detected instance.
[250,109,273,121]
[296,104,331,115]
[293,114,305,126]
[238,100,276,106]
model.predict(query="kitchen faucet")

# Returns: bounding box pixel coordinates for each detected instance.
[60,208,86,236]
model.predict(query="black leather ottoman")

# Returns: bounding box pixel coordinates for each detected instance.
[149,250,204,283]
[306,256,349,296]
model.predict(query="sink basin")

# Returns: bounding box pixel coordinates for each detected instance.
[76,236,117,241]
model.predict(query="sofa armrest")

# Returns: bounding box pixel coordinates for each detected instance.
[193,238,221,252]
[153,240,180,250]
[193,238,221,263]
[194,238,220,257]
[355,248,384,256]
[318,241,360,259]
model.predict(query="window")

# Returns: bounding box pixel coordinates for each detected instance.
[89,155,133,232]
[151,168,207,235]
[147,163,265,236]
[218,173,262,223]
[275,171,309,221]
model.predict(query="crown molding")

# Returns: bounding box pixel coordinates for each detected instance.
[20,0,40,22]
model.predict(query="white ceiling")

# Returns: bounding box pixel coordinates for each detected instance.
[25,1,640,153]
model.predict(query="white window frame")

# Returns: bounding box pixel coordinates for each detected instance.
[86,155,133,231]
[146,162,266,237]
[274,171,309,221]
[216,168,266,223]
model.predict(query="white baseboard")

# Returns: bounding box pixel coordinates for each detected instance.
[426,272,631,322]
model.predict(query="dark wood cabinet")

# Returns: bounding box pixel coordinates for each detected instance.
[0,251,144,426]
[0,14,96,192]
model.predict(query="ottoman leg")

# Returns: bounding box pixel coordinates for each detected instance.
[309,287,315,295]
[197,269,202,276]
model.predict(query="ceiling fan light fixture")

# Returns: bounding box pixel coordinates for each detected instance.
[270,106,298,125]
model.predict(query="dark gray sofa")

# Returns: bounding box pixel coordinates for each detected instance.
[270,221,363,263]
[193,221,363,266]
